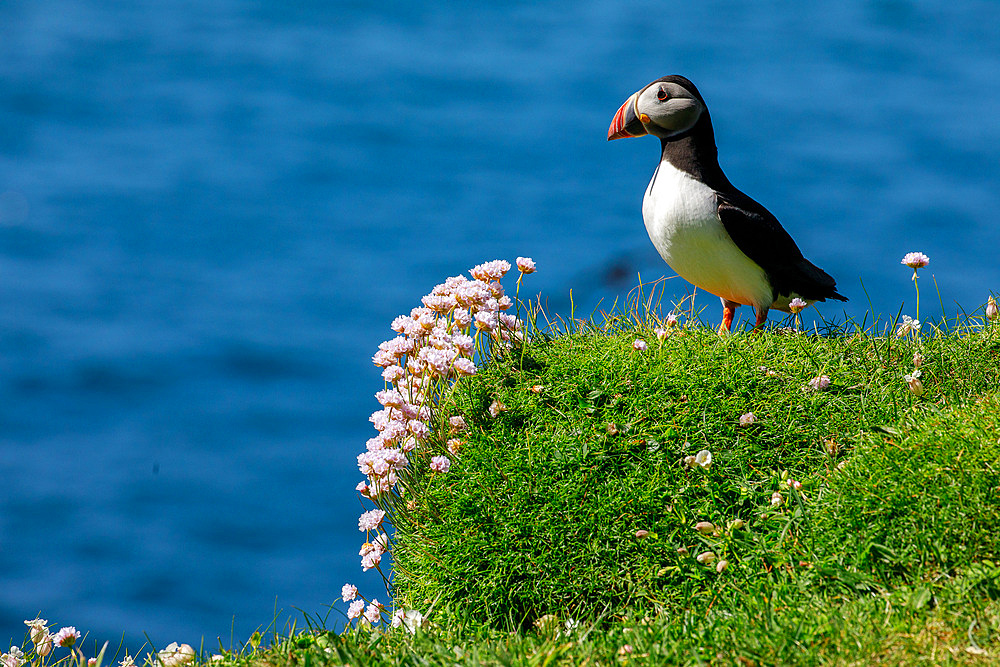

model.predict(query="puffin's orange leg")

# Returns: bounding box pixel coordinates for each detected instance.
[754,307,769,330]
[718,299,739,335]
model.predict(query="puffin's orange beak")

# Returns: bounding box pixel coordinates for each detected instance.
[608,93,647,140]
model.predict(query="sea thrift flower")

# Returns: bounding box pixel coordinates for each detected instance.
[696,551,716,565]
[694,449,712,469]
[347,600,365,620]
[470,259,511,281]
[807,375,831,391]
[119,655,135,667]
[739,412,755,426]
[904,370,924,397]
[449,416,467,433]
[695,521,716,536]
[430,455,451,473]
[654,327,667,341]
[358,509,386,532]
[666,312,679,327]
[446,438,462,455]
[489,400,506,417]
[787,479,802,490]
[363,601,383,625]
[788,298,807,314]
[912,351,924,367]
[987,296,998,321]
[341,583,358,601]
[770,491,784,507]
[89,659,98,667]
[901,251,929,271]
[52,627,80,648]
[453,358,477,376]
[632,339,647,352]
[516,257,536,274]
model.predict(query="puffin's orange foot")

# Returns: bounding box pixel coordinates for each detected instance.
[718,299,739,335]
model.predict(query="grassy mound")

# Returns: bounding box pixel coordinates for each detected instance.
[390,324,1000,635]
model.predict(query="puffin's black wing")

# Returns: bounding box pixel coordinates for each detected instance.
[716,192,847,303]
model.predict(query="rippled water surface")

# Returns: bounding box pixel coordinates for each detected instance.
[1,0,998,652]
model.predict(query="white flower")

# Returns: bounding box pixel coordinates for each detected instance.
[739,412,755,426]
[155,643,196,667]
[896,315,921,337]
[770,491,784,507]
[2,647,25,667]
[694,449,712,469]
[788,298,807,314]
[904,370,924,397]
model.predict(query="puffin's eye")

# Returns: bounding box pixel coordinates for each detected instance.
[656,88,668,101]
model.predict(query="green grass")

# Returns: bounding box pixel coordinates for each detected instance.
[63,312,1000,666]
[266,318,999,665]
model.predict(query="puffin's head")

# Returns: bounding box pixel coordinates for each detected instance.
[607,75,707,141]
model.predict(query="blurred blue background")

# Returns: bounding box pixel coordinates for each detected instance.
[2,0,998,654]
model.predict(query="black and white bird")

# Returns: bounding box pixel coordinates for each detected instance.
[608,75,846,333]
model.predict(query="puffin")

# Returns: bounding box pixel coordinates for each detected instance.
[608,75,847,333]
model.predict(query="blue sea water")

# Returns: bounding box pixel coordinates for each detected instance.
[1,0,999,654]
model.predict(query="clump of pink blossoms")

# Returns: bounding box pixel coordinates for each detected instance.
[345,257,536,628]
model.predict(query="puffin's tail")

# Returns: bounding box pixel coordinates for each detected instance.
[786,258,848,302]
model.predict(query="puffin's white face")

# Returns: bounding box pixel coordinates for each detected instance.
[633,81,704,138]
[608,78,706,141]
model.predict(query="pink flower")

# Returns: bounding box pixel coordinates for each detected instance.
[901,252,929,269]
[358,509,385,532]
[375,389,406,410]
[382,365,405,383]
[666,312,678,327]
[355,481,369,496]
[446,438,462,455]
[632,339,647,352]
[454,358,477,376]
[391,610,405,628]
[347,600,365,620]
[787,479,802,490]
[654,327,667,341]
[739,412,755,426]
[474,311,498,331]
[807,375,831,391]
[341,584,357,601]
[363,602,382,625]
[516,257,536,274]
[430,455,451,473]
[788,298,807,314]
[470,260,511,281]
[52,627,80,648]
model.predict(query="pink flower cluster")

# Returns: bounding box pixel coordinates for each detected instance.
[346,258,535,628]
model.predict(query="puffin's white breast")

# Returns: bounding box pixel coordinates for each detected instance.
[641,160,773,308]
